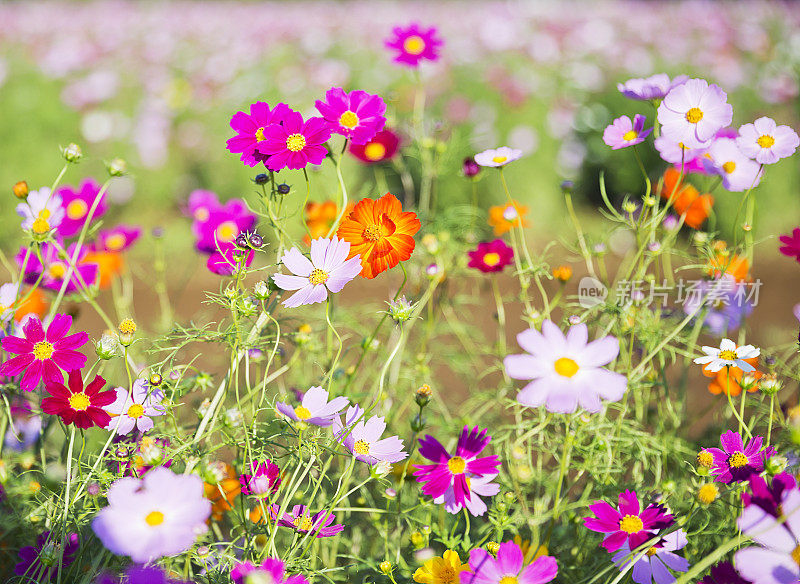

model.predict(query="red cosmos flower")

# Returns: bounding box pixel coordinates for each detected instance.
[41,370,115,429]
[467,239,514,273]
[349,129,400,164]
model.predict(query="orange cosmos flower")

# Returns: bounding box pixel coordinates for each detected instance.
[659,168,713,229]
[82,251,124,289]
[336,193,421,279]
[203,462,241,521]
[304,200,354,245]
[14,287,48,321]
[706,242,749,282]
[703,357,761,396]
[488,200,528,236]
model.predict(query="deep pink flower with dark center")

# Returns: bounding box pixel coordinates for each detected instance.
[315,87,387,145]
[230,558,309,584]
[192,203,257,254]
[583,489,674,552]
[56,178,108,238]
[349,129,400,164]
[94,225,141,253]
[385,23,443,67]
[779,228,800,263]
[42,370,115,429]
[705,430,773,484]
[226,101,294,167]
[269,504,345,537]
[743,472,797,518]
[240,459,281,496]
[14,531,79,581]
[468,239,514,273]
[256,110,332,171]
[206,242,254,276]
[414,426,500,515]
[0,314,88,392]
[698,561,752,584]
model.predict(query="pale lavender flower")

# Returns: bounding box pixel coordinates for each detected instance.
[276,385,349,427]
[611,530,690,584]
[338,412,407,465]
[617,74,688,101]
[737,116,800,164]
[103,379,165,435]
[603,114,651,149]
[474,147,523,167]
[703,138,763,192]
[657,79,733,148]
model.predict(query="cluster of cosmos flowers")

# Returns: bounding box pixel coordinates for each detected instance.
[2,11,800,584]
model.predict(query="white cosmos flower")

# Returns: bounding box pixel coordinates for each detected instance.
[474,146,523,167]
[693,338,760,372]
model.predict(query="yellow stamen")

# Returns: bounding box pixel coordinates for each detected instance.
[554,357,579,378]
[728,452,749,468]
[48,263,66,280]
[32,341,54,360]
[447,456,466,475]
[145,511,164,526]
[757,134,775,148]
[339,111,359,129]
[492,155,508,164]
[255,127,266,142]
[354,440,371,455]
[623,130,638,141]
[364,142,387,161]
[403,35,426,55]
[216,221,238,242]
[685,107,704,124]
[294,406,311,420]
[483,252,501,267]
[308,268,329,286]
[718,349,737,361]
[66,199,88,220]
[286,133,306,152]
[68,392,91,411]
[105,233,127,251]
[722,161,736,174]
[363,224,383,242]
[127,404,145,418]
[619,515,644,534]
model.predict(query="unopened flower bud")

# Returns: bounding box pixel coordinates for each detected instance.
[149,373,163,387]
[760,373,781,396]
[462,157,480,178]
[13,181,28,199]
[106,158,127,177]
[379,561,392,575]
[277,183,290,195]
[254,173,269,185]
[410,413,426,433]
[560,180,574,193]
[696,449,713,469]
[415,384,432,407]
[387,296,415,324]
[87,482,101,496]
[486,542,500,554]
[410,531,425,549]
[95,332,121,359]
[235,233,250,248]
[254,280,270,299]
[117,318,136,346]
[62,143,82,163]
[552,265,572,282]
[766,455,788,476]
[622,201,637,214]
[248,232,264,248]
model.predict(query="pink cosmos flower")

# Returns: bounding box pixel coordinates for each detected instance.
[315,87,387,145]
[256,110,332,171]
[185,189,223,222]
[226,101,294,167]
[611,529,689,584]
[385,23,443,67]
[269,504,345,537]
[272,237,362,308]
[207,242,254,276]
[17,240,99,294]
[0,314,88,392]
[240,459,281,496]
[703,138,762,192]
[736,116,800,164]
[230,558,309,584]
[657,79,733,148]
[94,225,141,252]
[103,379,165,435]
[276,385,349,427]
[474,147,522,168]
[703,430,772,484]
[414,426,501,517]
[779,228,800,263]
[337,411,407,466]
[461,541,558,584]
[56,178,107,238]
[468,239,514,273]
[349,129,400,164]
[583,490,674,552]
[653,136,708,174]
[617,73,688,101]
[504,320,627,413]
[192,201,257,253]
[603,114,652,149]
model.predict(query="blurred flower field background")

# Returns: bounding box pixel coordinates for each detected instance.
[3,2,800,584]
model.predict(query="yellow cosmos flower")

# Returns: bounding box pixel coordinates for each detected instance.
[413,550,469,584]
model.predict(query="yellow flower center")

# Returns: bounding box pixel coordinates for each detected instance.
[339,110,359,129]
[757,134,775,148]
[554,357,579,378]
[403,35,426,55]
[646,547,659,557]
[364,142,387,161]
[294,406,312,420]
[363,224,383,242]
[118,319,137,335]
[286,133,306,152]
[105,233,126,251]
[308,268,329,286]
[32,217,51,234]
[623,130,638,141]
[216,221,238,242]
[66,199,88,220]
[499,577,518,584]
[619,515,644,534]
[145,510,164,526]
[718,349,738,361]
[437,566,457,584]
[127,404,145,418]
[194,208,210,221]
[685,107,704,124]
[68,392,91,411]
[48,263,67,280]
[483,252,501,267]
[492,155,508,164]
[33,341,55,360]
[698,483,718,504]
[293,516,314,531]
[728,452,749,468]
[792,545,800,566]
[354,439,371,455]
[722,161,736,174]
[697,450,714,468]
[255,127,266,142]
[448,456,467,475]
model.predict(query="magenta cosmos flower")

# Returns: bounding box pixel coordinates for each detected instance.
[779,228,800,263]
[503,320,627,413]
[462,541,558,584]
[272,237,362,308]
[385,23,443,67]
[92,467,210,563]
[94,225,141,252]
[207,241,254,276]
[240,459,281,496]
[269,504,345,537]
[192,201,257,253]
[257,110,332,171]
[17,240,99,294]
[468,239,514,273]
[186,189,223,222]
[617,74,688,101]
[415,426,500,517]
[584,490,674,552]
[657,78,733,148]
[231,558,309,584]
[702,430,772,484]
[703,138,762,192]
[350,129,400,164]
[226,101,294,167]
[603,114,652,149]
[735,485,800,584]
[56,178,108,238]
[737,116,799,165]
[14,531,80,581]
[0,314,88,392]
[315,87,387,145]
[103,379,165,435]
[276,385,349,427]
[338,410,407,466]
